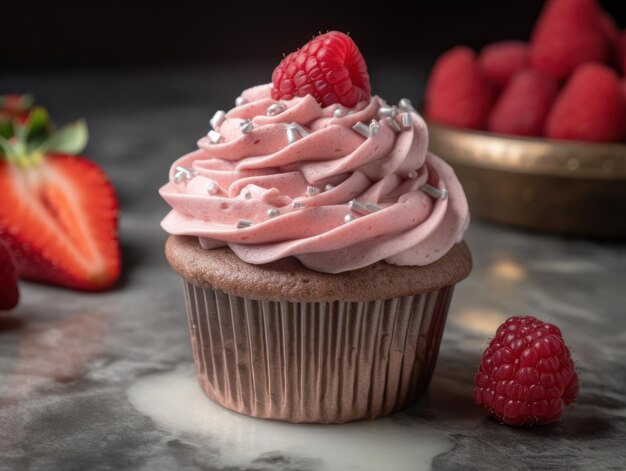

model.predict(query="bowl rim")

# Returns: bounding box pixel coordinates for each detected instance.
[427,121,626,180]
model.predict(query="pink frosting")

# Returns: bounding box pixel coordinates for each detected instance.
[160,84,469,274]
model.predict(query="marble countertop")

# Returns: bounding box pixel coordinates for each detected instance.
[1,67,625,471]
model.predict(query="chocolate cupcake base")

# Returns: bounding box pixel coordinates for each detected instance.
[167,236,471,423]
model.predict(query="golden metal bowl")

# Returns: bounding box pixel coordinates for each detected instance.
[428,122,626,238]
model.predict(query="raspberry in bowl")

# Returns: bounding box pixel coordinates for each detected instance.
[424,0,626,238]
[160,32,471,423]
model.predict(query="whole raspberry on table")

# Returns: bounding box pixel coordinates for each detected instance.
[474,316,579,426]
[271,31,371,108]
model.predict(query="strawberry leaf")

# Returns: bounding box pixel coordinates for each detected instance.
[39,119,88,155]
[0,136,13,157]
[0,136,24,161]
[0,119,12,140]
[12,120,27,143]
[25,107,51,150]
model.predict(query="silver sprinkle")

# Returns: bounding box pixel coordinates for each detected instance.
[292,201,306,209]
[333,105,346,118]
[324,184,334,192]
[399,98,417,113]
[267,103,286,116]
[173,172,186,185]
[235,96,247,107]
[401,113,412,129]
[207,130,222,144]
[206,182,218,194]
[386,116,402,132]
[174,166,196,184]
[369,120,380,136]
[422,184,448,200]
[348,199,369,215]
[349,199,381,215]
[267,208,280,218]
[290,122,309,137]
[287,126,298,144]
[236,219,254,228]
[240,188,252,199]
[344,214,356,224]
[306,186,321,197]
[378,106,396,118]
[240,119,254,134]
[287,123,309,144]
[175,166,196,177]
[408,170,418,179]
[210,110,226,129]
[352,121,370,138]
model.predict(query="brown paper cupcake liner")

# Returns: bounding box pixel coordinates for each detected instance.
[181,280,454,424]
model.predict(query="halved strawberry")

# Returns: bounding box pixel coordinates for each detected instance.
[0,103,120,291]
[0,239,19,310]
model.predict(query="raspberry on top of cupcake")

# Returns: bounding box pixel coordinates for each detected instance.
[160,31,469,274]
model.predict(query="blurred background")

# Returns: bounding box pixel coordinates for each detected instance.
[5,1,625,71]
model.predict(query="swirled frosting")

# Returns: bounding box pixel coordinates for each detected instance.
[160,84,469,274]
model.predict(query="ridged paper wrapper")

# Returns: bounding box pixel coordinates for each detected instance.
[181,280,454,424]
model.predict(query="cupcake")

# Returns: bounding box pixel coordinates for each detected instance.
[160,32,471,423]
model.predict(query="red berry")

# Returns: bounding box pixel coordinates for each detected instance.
[474,316,579,426]
[0,155,121,291]
[618,30,626,73]
[0,106,120,292]
[425,46,494,129]
[599,11,620,47]
[598,12,622,69]
[0,240,19,310]
[479,41,530,89]
[545,63,626,142]
[271,31,371,108]
[487,70,559,137]
[530,0,608,80]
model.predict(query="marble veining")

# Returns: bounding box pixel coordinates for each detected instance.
[1,68,625,471]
